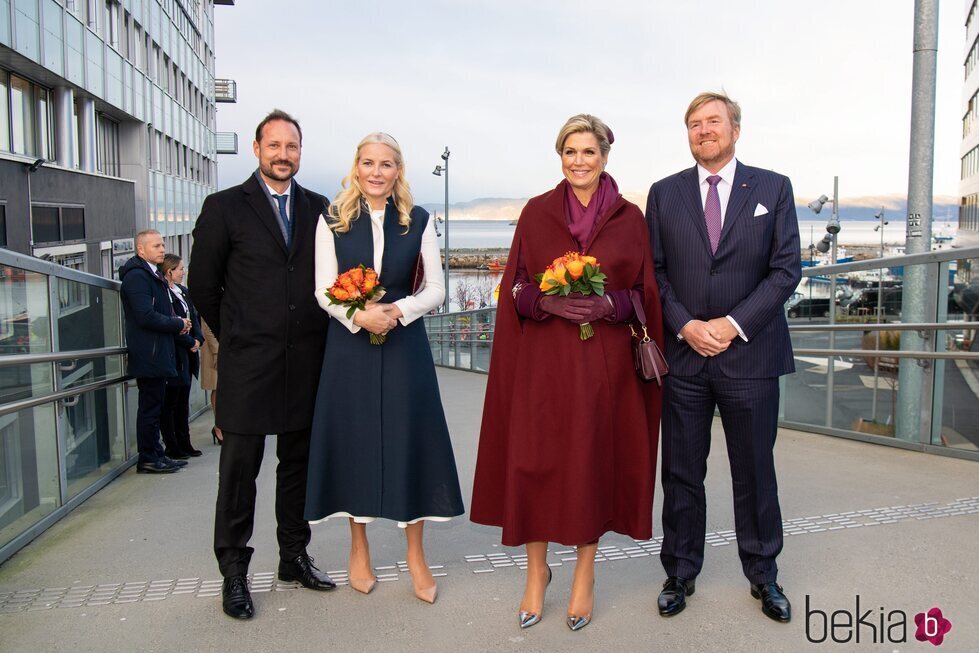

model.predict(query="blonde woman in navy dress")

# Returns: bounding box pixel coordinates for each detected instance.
[305,132,464,603]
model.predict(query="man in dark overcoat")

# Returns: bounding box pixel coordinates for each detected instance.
[646,92,801,624]
[189,110,334,620]
[120,229,191,474]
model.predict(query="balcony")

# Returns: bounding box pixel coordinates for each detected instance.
[214,78,237,103]
[213,0,235,5]
[215,131,238,155]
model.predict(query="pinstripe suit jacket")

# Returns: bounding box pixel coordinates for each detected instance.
[645,161,801,378]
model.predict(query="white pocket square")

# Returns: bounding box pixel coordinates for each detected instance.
[753,203,768,217]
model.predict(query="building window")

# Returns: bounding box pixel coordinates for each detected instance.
[104,1,119,48]
[0,205,6,248]
[97,114,120,177]
[9,75,37,157]
[0,71,9,152]
[31,205,86,244]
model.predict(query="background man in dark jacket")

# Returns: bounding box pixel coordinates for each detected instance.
[120,229,192,474]
[189,110,333,620]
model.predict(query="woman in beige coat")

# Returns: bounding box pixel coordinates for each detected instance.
[200,319,221,444]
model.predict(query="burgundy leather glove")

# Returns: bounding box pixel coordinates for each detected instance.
[538,294,613,323]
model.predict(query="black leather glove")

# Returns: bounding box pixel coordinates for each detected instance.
[538,294,613,323]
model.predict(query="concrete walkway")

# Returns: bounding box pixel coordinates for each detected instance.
[1,368,977,652]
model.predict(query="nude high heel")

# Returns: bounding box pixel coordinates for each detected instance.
[410,572,438,604]
[349,575,377,595]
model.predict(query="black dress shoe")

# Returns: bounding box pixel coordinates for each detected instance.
[278,554,337,591]
[165,449,190,460]
[222,576,254,620]
[183,448,203,457]
[750,582,791,622]
[136,459,180,474]
[160,456,188,467]
[658,576,695,616]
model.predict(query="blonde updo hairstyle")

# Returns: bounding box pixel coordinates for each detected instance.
[555,114,613,156]
[328,132,414,234]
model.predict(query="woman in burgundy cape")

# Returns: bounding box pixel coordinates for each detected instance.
[471,114,663,631]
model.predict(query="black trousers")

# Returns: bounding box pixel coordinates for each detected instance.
[135,377,167,464]
[659,356,783,585]
[214,429,312,578]
[160,383,191,455]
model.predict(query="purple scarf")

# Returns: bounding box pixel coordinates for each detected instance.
[564,172,619,250]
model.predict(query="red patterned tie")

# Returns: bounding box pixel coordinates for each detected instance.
[705,175,722,254]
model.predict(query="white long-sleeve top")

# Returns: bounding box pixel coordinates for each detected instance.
[314,208,445,332]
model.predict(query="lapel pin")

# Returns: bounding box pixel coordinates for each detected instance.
[741,183,748,188]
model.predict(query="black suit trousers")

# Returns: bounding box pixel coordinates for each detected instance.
[135,377,167,464]
[213,429,312,578]
[659,356,783,585]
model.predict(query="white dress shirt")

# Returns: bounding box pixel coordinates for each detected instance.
[696,157,737,227]
[314,208,445,333]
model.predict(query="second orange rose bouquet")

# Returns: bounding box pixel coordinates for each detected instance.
[534,251,607,340]
[325,264,387,344]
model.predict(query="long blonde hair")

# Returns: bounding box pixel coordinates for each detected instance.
[328,132,414,233]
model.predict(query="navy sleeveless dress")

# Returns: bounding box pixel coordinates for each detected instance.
[304,203,465,524]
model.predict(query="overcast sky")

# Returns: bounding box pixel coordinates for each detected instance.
[212,1,965,205]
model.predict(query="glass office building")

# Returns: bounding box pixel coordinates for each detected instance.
[961,0,979,251]
[0,0,236,276]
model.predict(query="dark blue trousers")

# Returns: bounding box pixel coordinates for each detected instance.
[659,356,783,584]
[136,377,167,464]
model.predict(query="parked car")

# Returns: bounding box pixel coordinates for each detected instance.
[786,296,832,318]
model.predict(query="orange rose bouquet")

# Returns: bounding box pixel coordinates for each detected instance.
[534,251,607,340]
[325,264,387,344]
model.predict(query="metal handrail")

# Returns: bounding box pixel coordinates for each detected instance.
[0,375,131,417]
[0,248,122,289]
[0,346,128,367]
[804,244,979,275]
[789,322,979,332]
[793,349,979,360]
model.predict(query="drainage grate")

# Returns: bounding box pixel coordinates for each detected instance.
[0,497,975,613]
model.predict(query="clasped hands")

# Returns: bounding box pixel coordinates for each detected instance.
[538,294,612,324]
[353,302,403,336]
[680,318,738,357]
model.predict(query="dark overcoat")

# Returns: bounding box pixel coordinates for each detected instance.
[470,181,663,546]
[119,256,185,379]
[188,174,329,434]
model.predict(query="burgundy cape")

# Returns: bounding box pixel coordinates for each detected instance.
[470,181,664,546]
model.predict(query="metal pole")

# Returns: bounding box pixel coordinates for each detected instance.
[443,147,450,314]
[871,207,884,422]
[896,0,938,442]
[825,176,838,428]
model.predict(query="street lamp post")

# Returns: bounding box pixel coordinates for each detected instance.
[432,147,450,313]
[870,206,889,422]
[809,176,842,427]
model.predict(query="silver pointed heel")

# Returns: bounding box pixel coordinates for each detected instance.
[516,566,552,629]
[567,614,592,631]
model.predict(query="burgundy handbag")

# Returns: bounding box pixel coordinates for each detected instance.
[629,293,668,386]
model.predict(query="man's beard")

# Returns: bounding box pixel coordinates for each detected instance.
[262,160,296,181]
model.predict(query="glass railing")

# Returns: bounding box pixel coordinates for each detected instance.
[0,250,131,563]
[425,246,979,461]
[423,308,495,373]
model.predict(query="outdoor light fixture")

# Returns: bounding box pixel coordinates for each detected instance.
[815,234,832,253]
[433,147,450,313]
[807,195,829,213]
[28,158,46,172]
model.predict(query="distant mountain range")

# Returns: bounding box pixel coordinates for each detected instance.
[420,193,960,223]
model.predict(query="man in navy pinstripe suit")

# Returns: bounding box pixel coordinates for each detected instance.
[646,92,801,623]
